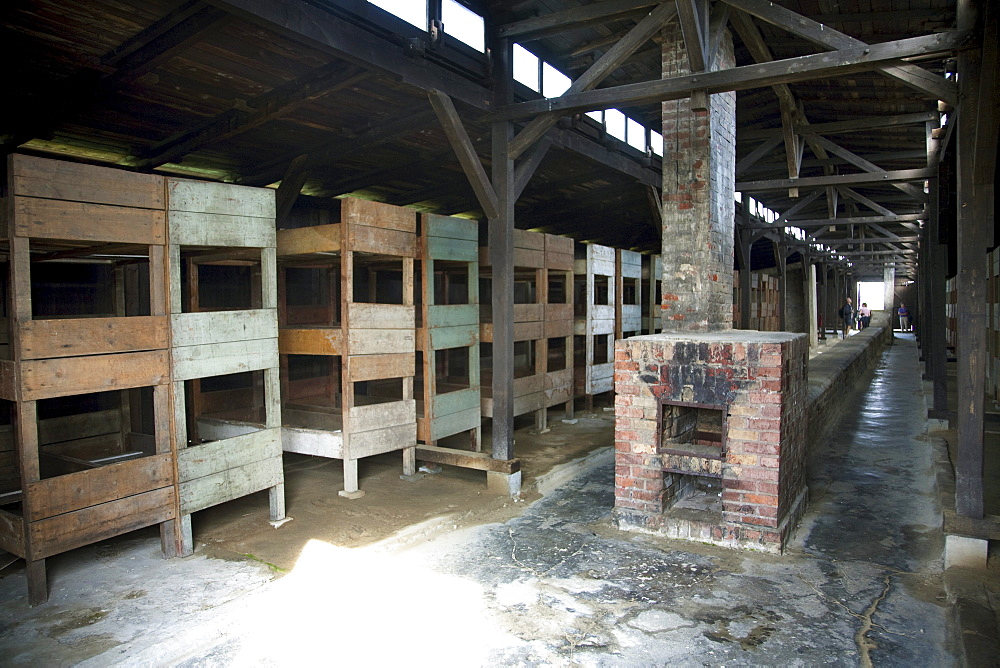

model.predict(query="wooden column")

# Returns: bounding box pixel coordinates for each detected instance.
[954,0,995,518]
[490,38,516,462]
[807,260,818,347]
[736,225,753,329]
[818,263,827,339]
[926,148,949,412]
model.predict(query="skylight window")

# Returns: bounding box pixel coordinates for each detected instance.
[368,0,426,29]
[626,117,645,152]
[605,109,626,142]
[650,130,663,157]
[442,0,484,52]
[585,110,603,123]
[542,62,571,98]
[513,44,539,91]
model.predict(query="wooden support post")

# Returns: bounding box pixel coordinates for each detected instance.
[490,119,516,462]
[807,260,818,347]
[736,226,753,329]
[926,170,949,412]
[775,242,787,331]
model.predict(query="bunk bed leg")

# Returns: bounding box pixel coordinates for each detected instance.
[339,459,365,499]
[268,483,286,521]
[401,446,417,478]
[26,558,47,606]
[471,425,482,452]
[534,407,549,434]
[562,399,576,424]
[177,515,195,557]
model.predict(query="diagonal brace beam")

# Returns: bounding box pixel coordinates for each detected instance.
[429,91,499,220]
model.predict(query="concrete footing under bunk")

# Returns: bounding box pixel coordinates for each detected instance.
[486,470,522,497]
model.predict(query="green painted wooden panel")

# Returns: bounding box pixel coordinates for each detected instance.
[426,215,479,242]
[429,324,478,350]
[431,387,480,418]
[427,304,479,328]
[429,407,480,441]
[427,236,477,262]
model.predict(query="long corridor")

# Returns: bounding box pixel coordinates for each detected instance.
[0,333,955,665]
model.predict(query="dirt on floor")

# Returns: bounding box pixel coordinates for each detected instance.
[190,406,619,573]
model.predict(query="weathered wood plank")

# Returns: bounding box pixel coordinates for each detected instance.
[347,353,414,382]
[178,456,283,514]
[347,328,414,355]
[428,325,478,350]
[346,303,414,329]
[279,327,343,355]
[514,303,545,322]
[342,198,416,233]
[38,409,121,444]
[346,422,415,459]
[12,154,164,210]
[426,406,481,441]
[30,486,176,560]
[348,399,416,433]
[21,351,169,400]
[171,339,278,381]
[276,224,341,256]
[430,387,479,418]
[423,214,478,241]
[416,444,519,473]
[14,197,165,245]
[177,428,281,481]
[0,360,19,401]
[19,316,168,360]
[168,211,275,248]
[426,236,478,262]
[282,425,344,458]
[427,304,479,328]
[167,178,275,218]
[170,310,277,347]
[26,454,173,522]
[0,508,24,556]
[347,224,417,257]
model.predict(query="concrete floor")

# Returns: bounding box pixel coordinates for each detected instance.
[0,333,969,664]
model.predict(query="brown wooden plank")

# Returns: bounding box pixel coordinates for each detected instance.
[29,486,176,560]
[26,453,173,522]
[342,198,416,233]
[279,327,343,355]
[20,350,170,400]
[0,509,25,557]
[347,328,414,355]
[14,197,165,245]
[19,316,168,360]
[347,224,417,257]
[415,445,519,474]
[276,224,341,256]
[11,154,164,210]
[348,353,415,382]
[0,360,19,401]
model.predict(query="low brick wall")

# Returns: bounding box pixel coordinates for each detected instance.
[806,313,893,445]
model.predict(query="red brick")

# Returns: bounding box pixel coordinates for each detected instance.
[760,456,779,469]
[743,441,779,455]
[746,493,778,507]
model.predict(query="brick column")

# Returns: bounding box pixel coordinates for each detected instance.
[660,24,736,331]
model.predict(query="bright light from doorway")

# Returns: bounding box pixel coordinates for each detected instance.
[857,281,885,310]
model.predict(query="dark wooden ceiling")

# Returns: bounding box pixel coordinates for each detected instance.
[1,0,961,274]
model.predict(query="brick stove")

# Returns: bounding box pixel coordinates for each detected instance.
[612,331,808,552]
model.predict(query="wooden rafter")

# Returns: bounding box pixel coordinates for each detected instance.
[497,0,660,41]
[508,1,678,159]
[719,0,959,105]
[493,30,967,121]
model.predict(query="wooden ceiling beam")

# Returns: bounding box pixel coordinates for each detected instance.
[205,0,491,109]
[492,31,967,121]
[720,0,959,105]
[428,90,499,219]
[497,0,660,42]
[805,134,927,202]
[675,0,710,72]
[737,167,934,193]
[508,1,678,159]
[749,213,924,228]
[737,113,939,143]
[2,4,229,152]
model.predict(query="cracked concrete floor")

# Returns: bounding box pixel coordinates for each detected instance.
[0,334,953,665]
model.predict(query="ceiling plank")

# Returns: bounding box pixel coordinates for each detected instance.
[136,64,370,169]
[492,31,967,121]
